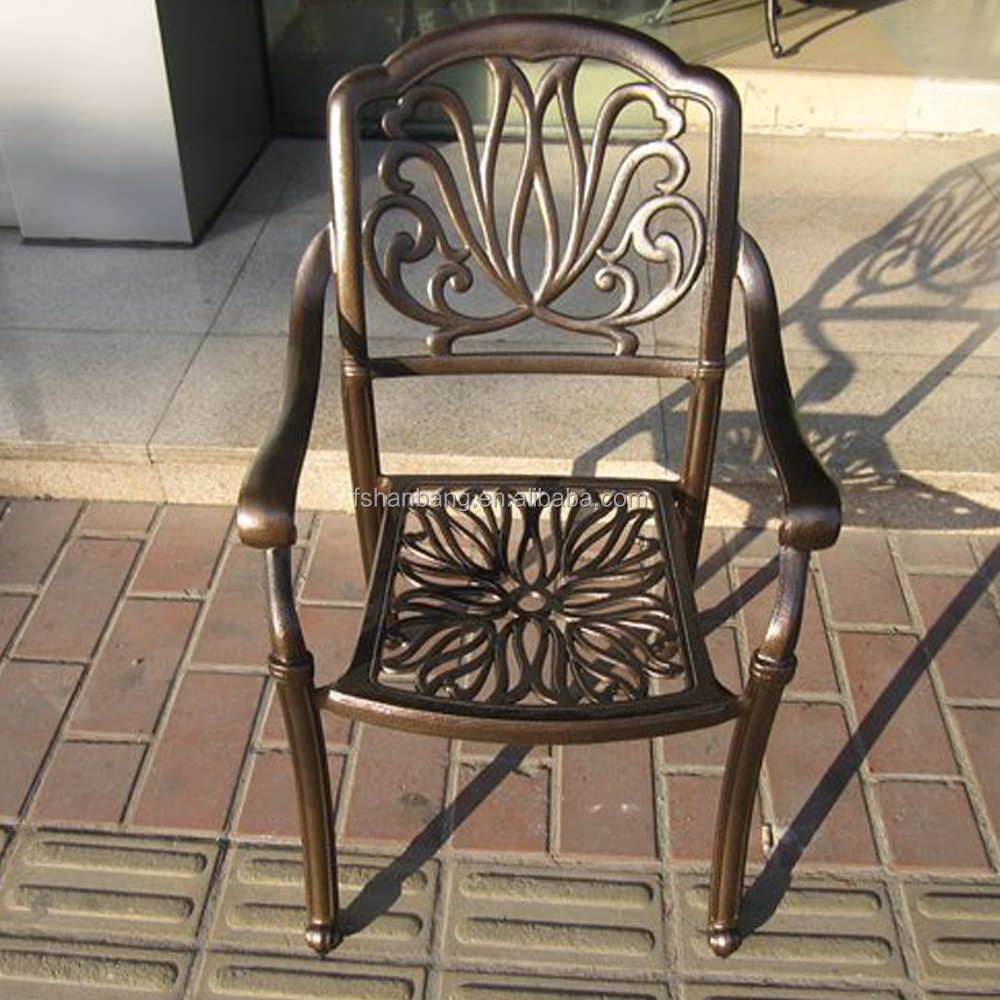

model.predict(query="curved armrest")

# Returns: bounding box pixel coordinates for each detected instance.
[737,229,841,552]
[238,226,332,549]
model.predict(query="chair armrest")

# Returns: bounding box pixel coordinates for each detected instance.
[238,226,332,549]
[737,229,841,552]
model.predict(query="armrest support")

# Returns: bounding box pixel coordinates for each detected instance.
[737,229,841,552]
[757,546,810,667]
[238,226,332,549]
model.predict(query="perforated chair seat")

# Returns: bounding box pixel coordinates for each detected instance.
[323,476,739,743]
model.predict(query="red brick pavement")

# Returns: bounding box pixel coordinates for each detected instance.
[0,496,998,884]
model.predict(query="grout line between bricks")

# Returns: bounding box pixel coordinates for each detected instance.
[4,504,104,825]
[549,744,563,855]
[122,507,237,828]
[883,532,997,988]
[219,681,271,839]
[651,731,682,997]
[13,663,91,826]
[948,695,1000,709]
[182,834,233,999]
[430,738,463,999]
[810,535,896,867]
[3,502,86,663]
[895,532,1000,875]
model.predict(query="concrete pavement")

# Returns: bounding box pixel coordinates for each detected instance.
[1,132,998,533]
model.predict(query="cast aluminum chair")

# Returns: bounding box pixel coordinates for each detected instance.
[238,15,840,958]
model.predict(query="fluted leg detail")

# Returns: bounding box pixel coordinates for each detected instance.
[707,657,790,956]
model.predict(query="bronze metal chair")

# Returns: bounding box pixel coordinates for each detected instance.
[238,15,840,960]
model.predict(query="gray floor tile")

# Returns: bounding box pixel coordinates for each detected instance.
[0,330,200,444]
[740,133,999,208]
[211,211,329,336]
[225,139,311,216]
[276,140,335,217]
[150,335,343,451]
[0,208,265,334]
[372,338,669,471]
[709,349,1000,480]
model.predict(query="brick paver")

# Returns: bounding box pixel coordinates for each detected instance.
[819,529,911,626]
[133,505,231,594]
[300,513,366,604]
[343,725,450,844]
[131,671,263,832]
[78,501,158,535]
[560,740,657,858]
[0,498,998,1000]
[896,530,978,572]
[766,701,880,866]
[452,760,549,853]
[192,545,276,667]
[70,599,198,736]
[952,707,1000,839]
[0,499,80,586]
[840,632,958,776]
[876,780,991,871]
[665,772,765,864]
[15,538,139,660]
[0,661,82,817]
[910,572,1000,701]
[236,750,345,840]
[30,741,145,823]
[0,594,31,655]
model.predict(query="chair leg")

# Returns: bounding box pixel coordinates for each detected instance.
[766,0,783,57]
[271,658,342,954]
[707,657,791,956]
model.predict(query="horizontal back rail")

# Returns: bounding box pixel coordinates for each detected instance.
[358,353,723,380]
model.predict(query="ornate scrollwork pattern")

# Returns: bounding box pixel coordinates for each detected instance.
[374,487,689,706]
[362,57,706,355]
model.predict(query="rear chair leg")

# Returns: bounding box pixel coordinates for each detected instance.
[707,656,791,956]
[270,657,342,953]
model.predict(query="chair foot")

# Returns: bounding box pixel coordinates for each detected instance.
[708,925,742,958]
[306,920,343,954]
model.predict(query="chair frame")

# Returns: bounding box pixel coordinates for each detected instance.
[238,15,840,960]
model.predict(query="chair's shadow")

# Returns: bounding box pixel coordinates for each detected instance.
[340,745,531,934]
[343,152,1000,939]
[574,151,1000,928]
[741,540,1000,932]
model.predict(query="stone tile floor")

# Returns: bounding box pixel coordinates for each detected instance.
[1,497,999,998]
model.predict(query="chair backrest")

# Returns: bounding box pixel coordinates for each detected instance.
[326,16,743,570]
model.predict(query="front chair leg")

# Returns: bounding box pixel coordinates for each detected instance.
[270,657,342,953]
[707,656,791,956]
